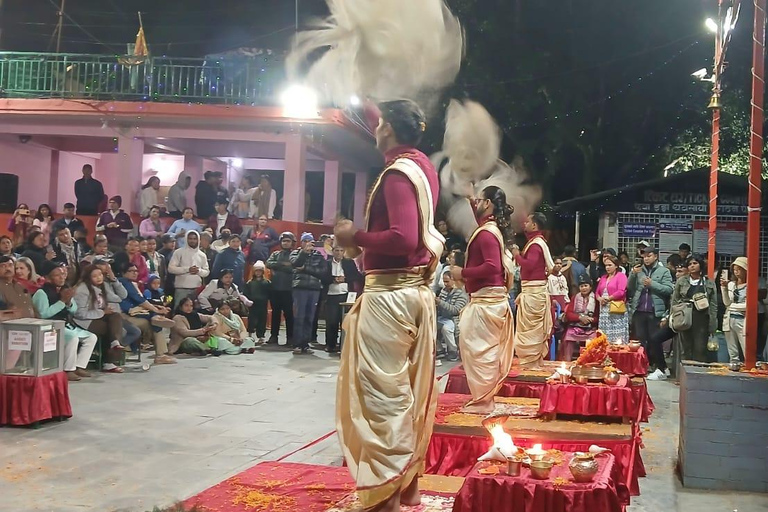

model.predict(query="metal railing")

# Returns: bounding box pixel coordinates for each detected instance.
[0,52,286,105]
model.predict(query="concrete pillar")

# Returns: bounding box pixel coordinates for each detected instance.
[283,134,307,222]
[322,160,341,226]
[117,136,145,214]
[353,172,368,228]
[184,155,204,214]
[48,150,60,211]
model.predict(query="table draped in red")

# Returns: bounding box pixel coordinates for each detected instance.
[0,372,72,426]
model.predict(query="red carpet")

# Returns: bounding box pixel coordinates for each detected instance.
[183,462,461,512]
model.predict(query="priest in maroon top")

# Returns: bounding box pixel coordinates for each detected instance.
[512,212,555,367]
[334,100,443,511]
[452,186,516,414]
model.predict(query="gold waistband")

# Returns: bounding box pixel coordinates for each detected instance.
[521,280,548,291]
[364,269,429,292]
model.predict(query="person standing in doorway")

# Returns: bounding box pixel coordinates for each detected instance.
[266,232,296,345]
[74,164,105,216]
[167,171,191,219]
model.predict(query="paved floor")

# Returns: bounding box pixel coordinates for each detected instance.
[1,338,767,512]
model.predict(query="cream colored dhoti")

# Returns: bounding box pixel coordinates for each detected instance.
[515,281,552,364]
[458,286,516,405]
[336,273,438,509]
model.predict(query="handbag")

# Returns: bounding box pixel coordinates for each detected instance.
[670,302,693,332]
[609,300,627,314]
[128,306,150,317]
[692,292,709,311]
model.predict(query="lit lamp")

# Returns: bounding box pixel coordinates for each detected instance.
[280,84,319,119]
[1,319,65,377]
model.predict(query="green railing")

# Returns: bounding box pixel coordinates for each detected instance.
[0,52,286,105]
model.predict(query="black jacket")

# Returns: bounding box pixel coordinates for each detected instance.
[266,249,295,291]
[50,217,85,243]
[194,181,228,219]
[290,249,329,291]
[74,178,104,215]
[21,245,48,275]
[327,256,364,293]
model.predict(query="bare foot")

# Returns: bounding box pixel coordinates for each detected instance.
[461,399,496,415]
[365,491,400,512]
[401,477,421,507]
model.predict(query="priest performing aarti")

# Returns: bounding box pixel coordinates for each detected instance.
[512,212,555,369]
[452,186,516,414]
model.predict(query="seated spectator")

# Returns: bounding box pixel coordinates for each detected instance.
[90,258,142,353]
[208,200,242,238]
[139,206,165,239]
[198,268,252,315]
[170,297,218,355]
[166,207,201,249]
[117,263,176,365]
[51,226,81,286]
[21,231,52,275]
[211,302,258,354]
[436,270,468,362]
[243,261,271,344]
[33,204,54,241]
[8,203,34,246]
[143,274,169,308]
[73,264,129,373]
[15,256,44,294]
[211,229,231,253]
[0,235,14,258]
[0,254,38,370]
[212,234,247,288]
[561,274,599,360]
[114,237,149,287]
[50,202,85,242]
[144,237,166,285]
[95,196,134,249]
[81,235,113,264]
[33,261,98,381]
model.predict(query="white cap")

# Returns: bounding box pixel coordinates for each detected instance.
[253,260,266,270]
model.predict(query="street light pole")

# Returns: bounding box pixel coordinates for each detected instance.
[744,0,766,370]
[55,0,66,53]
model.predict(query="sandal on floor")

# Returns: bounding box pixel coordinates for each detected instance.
[153,355,177,365]
[102,364,125,373]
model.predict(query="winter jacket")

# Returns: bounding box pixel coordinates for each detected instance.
[167,171,190,215]
[207,213,242,236]
[246,226,279,264]
[266,249,294,291]
[168,230,211,289]
[627,262,674,318]
[290,249,329,291]
[243,277,271,303]
[95,209,133,247]
[50,217,85,242]
[211,247,247,288]
[72,281,125,329]
[194,181,228,219]
[671,275,718,334]
[166,219,203,248]
[170,312,217,354]
[74,177,104,215]
[197,279,252,311]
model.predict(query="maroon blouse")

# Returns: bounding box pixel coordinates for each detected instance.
[462,219,505,294]
[516,231,548,281]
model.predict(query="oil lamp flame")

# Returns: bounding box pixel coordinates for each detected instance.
[478,422,517,461]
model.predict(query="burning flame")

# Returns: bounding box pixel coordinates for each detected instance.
[527,443,545,456]
[490,424,516,454]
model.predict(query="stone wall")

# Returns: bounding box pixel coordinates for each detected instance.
[678,365,768,493]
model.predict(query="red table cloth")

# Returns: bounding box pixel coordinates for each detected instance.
[445,366,544,398]
[607,348,649,376]
[453,454,627,512]
[538,380,638,421]
[425,432,644,496]
[0,372,72,426]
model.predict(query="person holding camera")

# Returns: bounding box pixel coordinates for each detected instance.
[290,232,329,355]
[628,247,673,352]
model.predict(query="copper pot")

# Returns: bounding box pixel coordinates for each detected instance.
[628,341,642,352]
[603,370,620,385]
[569,452,599,483]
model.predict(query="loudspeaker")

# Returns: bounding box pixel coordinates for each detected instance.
[0,174,19,214]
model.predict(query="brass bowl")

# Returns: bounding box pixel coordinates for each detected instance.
[571,365,606,381]
[530,460,554,480]
[603,371,621,385]
[628,341,642,352]
[572,375,590,385]
[526,450,547,462]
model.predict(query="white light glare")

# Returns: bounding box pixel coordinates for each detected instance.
[232,158,243,168]
[349,95,361,106]
[280,84,319,119]
[705,18,718,34]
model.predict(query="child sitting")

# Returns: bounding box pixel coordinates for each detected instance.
[143,274,170,309]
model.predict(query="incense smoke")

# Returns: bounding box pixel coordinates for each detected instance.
[286,0,465,109]
[432,100,542,239]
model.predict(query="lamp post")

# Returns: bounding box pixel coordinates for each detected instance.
[744,0,765,371]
